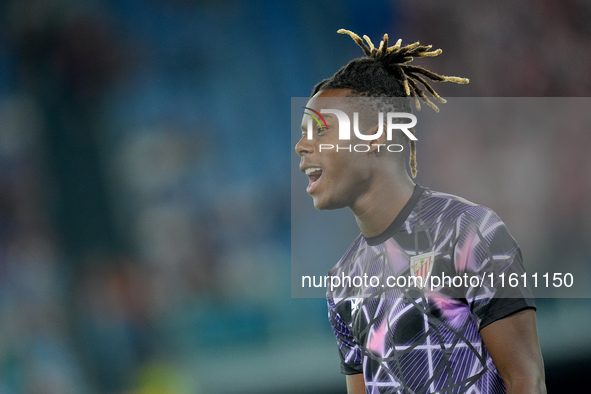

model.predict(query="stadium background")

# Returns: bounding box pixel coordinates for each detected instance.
[0,0,590,392]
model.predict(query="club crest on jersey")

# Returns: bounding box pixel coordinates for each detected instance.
[410,251,435,289]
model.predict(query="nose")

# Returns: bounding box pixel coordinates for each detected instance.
[295,134,313,156]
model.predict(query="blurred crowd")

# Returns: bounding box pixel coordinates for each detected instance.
[0,0,590,393]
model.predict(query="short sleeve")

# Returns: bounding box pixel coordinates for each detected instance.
[453,207,536,330]
[327,296,363,375]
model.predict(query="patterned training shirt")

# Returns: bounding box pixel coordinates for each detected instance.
[327,185,535,394]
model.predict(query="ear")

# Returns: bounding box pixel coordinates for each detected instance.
[367,123,387,154]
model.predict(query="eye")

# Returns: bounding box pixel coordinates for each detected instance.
[317,125,328,134]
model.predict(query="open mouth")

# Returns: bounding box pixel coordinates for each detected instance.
[305,167,323,193]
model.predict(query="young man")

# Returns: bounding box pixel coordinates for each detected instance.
[295,30,546,394]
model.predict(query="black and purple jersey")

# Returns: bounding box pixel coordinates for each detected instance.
[327,185,535,394]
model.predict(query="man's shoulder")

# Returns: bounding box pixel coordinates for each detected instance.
[423,187,480,211]
[424,188,517,254]
[421,187,500,223]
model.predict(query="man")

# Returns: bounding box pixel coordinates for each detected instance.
[295,30,546,393]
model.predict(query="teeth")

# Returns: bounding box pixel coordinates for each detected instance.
[305,167,322,175]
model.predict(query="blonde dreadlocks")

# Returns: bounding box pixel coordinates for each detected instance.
[312,29,469,177]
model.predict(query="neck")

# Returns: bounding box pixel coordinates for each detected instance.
[350,168,415,238]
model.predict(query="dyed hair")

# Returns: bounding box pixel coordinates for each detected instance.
[313,29,469,177]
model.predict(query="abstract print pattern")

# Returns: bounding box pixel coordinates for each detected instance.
[327,187,534,393]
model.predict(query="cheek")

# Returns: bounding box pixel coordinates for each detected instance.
[337,150,366,173]
[331,153,366,187]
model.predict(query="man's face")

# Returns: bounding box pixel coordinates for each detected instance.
[295,89,374,210]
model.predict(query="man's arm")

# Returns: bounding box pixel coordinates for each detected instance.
[346,374,366,394]
[480,308,546,394]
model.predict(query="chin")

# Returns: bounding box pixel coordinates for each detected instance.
[312,195,329,210]
[312,195,345,211]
